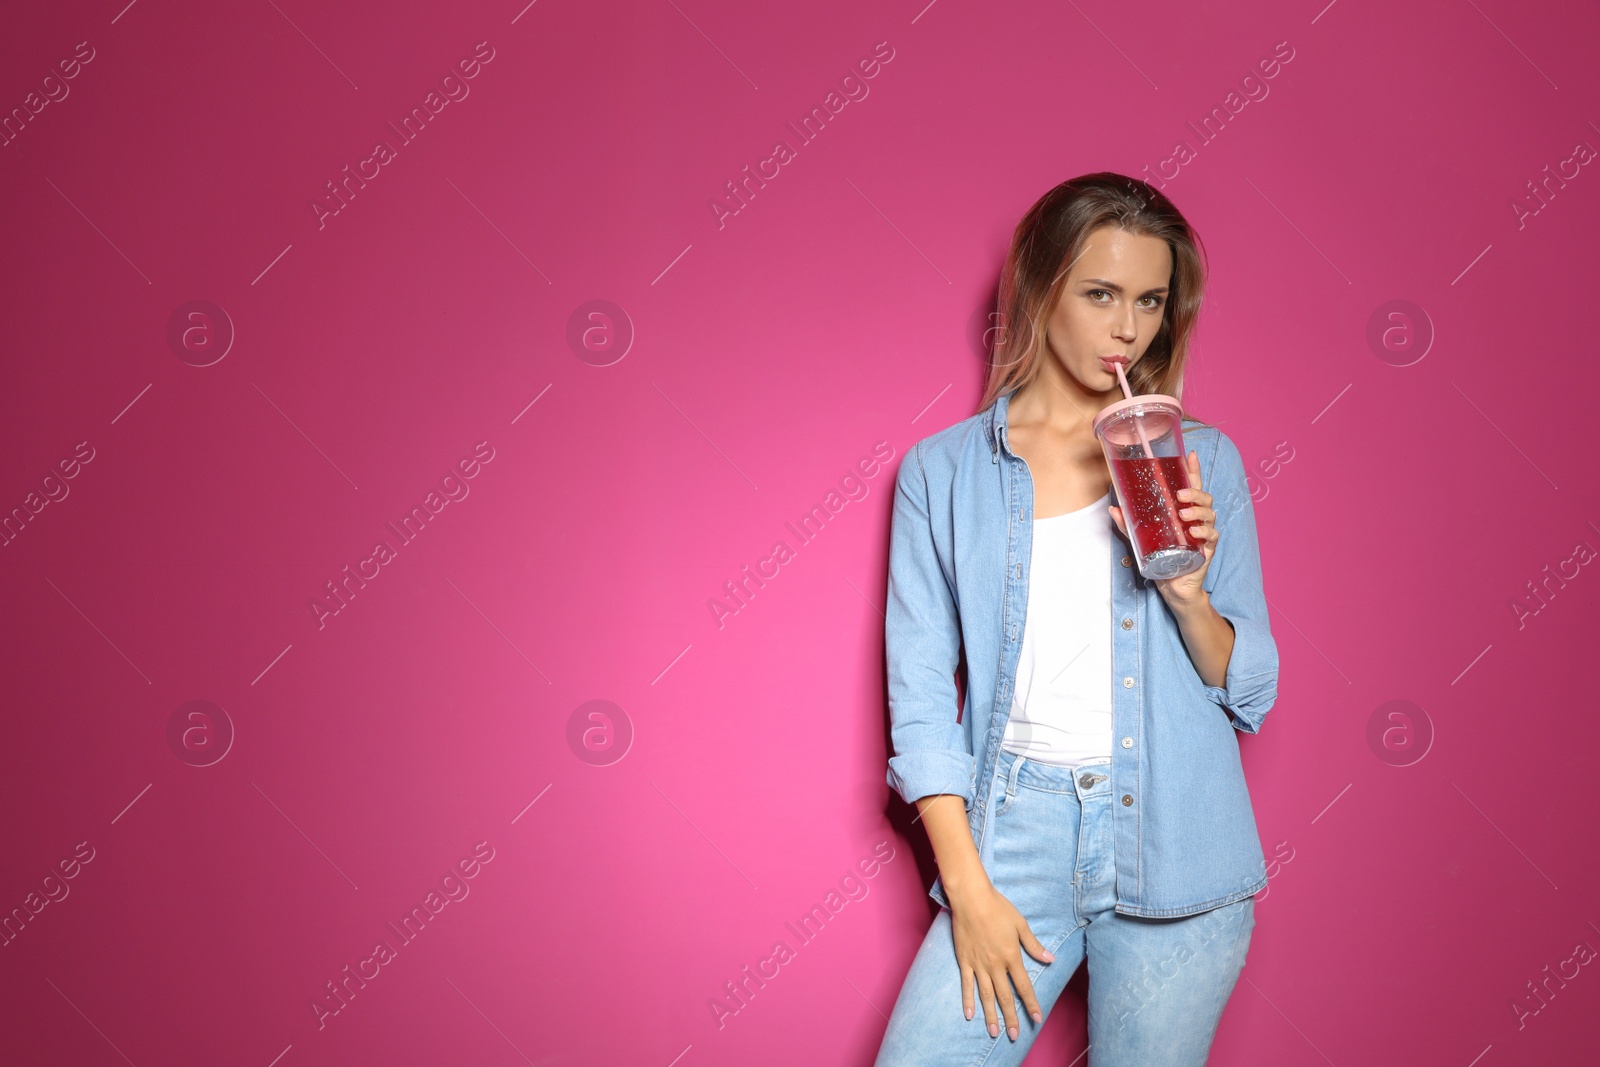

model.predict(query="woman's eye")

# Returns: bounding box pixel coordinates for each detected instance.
[1088,290,1111,302]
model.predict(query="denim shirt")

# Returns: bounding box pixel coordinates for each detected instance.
[885,390,1280,918]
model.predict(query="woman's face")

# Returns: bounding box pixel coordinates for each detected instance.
[1043,225,1173,396]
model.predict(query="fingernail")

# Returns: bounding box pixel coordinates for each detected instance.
[965,1007,973,1020]
[1044,951,1055,961]
[1008,1026,1019,1040]
[1032,1011,1043,1023]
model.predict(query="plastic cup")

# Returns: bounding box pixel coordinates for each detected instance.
[1092,394,1206,580]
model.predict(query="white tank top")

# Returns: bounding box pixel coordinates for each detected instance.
[1000,490,1114,768]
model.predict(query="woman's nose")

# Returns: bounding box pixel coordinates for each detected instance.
[1113,309,1137,341]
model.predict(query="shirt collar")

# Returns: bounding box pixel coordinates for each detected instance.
[988,389,1015,461]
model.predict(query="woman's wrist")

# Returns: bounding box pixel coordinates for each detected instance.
[1161,584,1209,614]
[916,793,992,903]
[940,857,992,901]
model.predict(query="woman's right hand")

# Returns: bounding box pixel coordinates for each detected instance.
[947,878,1055,1041]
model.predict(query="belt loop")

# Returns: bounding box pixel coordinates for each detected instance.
[1006,750,1025,800]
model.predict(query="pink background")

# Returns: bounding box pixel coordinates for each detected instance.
[3,1,1598,1064]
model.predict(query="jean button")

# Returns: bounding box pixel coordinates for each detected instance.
[1121,794,1133,806]
[1121,555,1132,567]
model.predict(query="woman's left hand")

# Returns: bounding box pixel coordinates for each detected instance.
[1109,450,1215,607]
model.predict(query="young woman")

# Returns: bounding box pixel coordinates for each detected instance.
[874,173,1280,1066]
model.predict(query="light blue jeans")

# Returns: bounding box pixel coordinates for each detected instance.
[874,748,1255,1067]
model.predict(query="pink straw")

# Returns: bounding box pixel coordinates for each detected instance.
[1113,361,1155,459]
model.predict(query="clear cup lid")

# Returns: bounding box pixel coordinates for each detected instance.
[1092,393,1184,446]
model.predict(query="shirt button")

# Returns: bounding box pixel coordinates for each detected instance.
[1121,794,1133,806]
[1121,618,1133,630]
[1121,737,1133,748]
[1122,676,1135,688]
[1121,555,1132,567]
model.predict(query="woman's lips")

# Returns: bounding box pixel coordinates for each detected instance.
[1099,355,1129,371]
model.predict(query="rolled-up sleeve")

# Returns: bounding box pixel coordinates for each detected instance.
[1199,433,1280,734]
[884,441,976,807]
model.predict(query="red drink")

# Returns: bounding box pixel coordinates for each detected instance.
[1111,454,1205,558]
[1093,393,1205,580]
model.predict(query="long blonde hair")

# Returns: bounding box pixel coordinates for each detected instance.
[978,172,1210,426]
